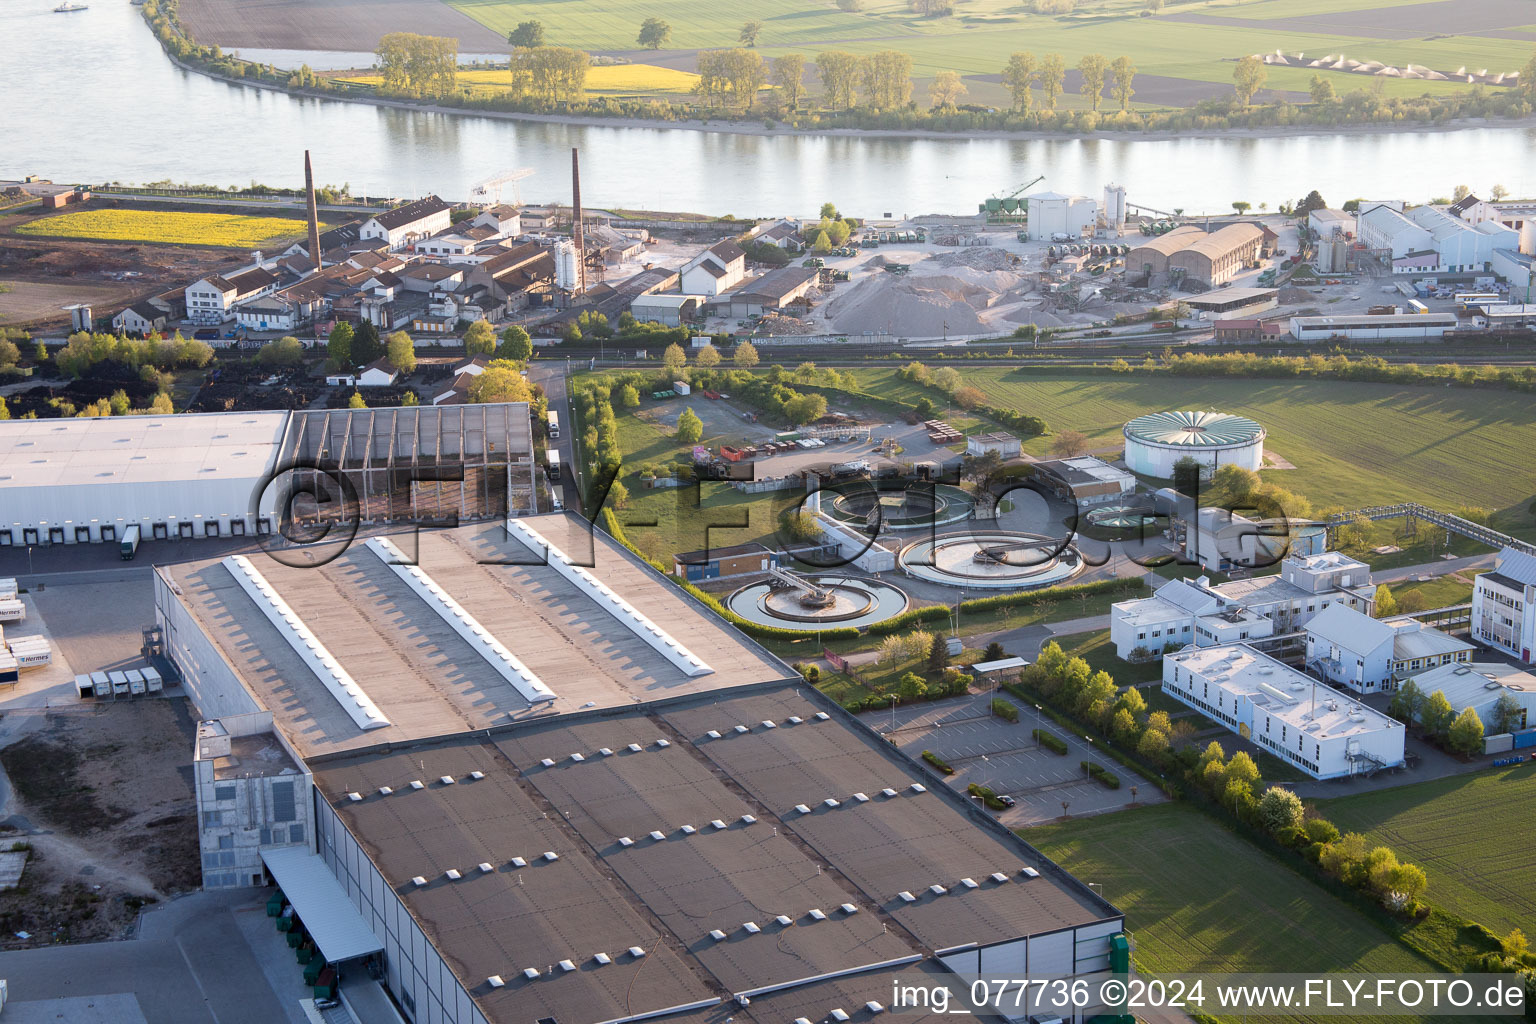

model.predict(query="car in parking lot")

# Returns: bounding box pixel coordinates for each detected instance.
[997,794,1016,808]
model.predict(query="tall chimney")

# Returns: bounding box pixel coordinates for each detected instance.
[571,147,585,297]
[304,150,322,270]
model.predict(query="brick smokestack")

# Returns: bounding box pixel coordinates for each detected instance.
[571,147,585,297]
[304,150,322,269]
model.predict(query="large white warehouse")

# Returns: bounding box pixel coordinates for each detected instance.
[1026,191,1098,241]
[1122,409,1265,479]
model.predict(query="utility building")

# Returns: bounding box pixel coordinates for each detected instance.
[1168,223,1264,288]
[1472,546,1536,663]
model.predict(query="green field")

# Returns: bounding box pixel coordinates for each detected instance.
[1025,803,1447,1024]
[1316,764,1536,938]
[14,208,325,249]
[445,0,1534,109]
[848,369,1536,523]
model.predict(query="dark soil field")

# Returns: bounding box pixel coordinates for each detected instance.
[1168,0,1536,41]
[178,0,508,52]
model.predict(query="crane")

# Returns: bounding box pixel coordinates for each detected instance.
[469,167,534,205]
[991,174,1045,204]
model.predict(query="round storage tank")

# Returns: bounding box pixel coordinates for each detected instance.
[1122,410,1265,479]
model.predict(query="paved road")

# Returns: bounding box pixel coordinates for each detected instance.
[0,891,300,1024]
[1372,552,1495,583]
[528,358,574,514]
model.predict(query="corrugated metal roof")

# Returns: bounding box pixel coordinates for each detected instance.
[1306,603,1393,654]
[1124,410,1264,447]
[1493,546,1536,587]
[260,847,384,963]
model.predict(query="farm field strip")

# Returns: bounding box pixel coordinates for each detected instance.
[1317,765,1536,938]
[14,208,326,249]
[340,63,705,96]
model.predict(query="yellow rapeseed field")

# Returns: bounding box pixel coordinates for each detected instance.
[15,208,327,249]
[339,63,701,98]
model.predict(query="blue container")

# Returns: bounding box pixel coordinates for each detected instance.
[1511,729,1536,750]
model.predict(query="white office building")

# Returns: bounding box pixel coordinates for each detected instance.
[1305,603,1474,694]
[1164,643,1406,779]
[1403,661,1536,734]
[1472,546,1536,663]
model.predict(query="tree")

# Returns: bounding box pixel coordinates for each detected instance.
[820,201,840,220]
[0,337,20,368]
[1309,74,1335,104]
[402,390,419,406]
[1003,53,1037,112]
[662,342,687,374]
[1502,928,1529,959]
[810,229,832,252]
[860,51,913,111]
[1490,183,1509,202]
[257,335,305,366]
[733,341,759,367]
[1171,455,1202,495]
[696,48,767,112]
[817,51,861,109]
[149,392,174,415]
[1144,0,1163,9]
[1395,591,1428,614]
[1389,678,1425,725]
[1386,862,1428,906]
[926,632,949,676]
[1295,190,1327,215]
[1039,53,1066,111]
[508,20,544,48]
[619,384,641,409]
[1137,728,1169,759]
[0,396,8,420]
[676,406,703,443]
[327,321,353,370]
[783,393,827,425]
[386,330,417,373]
[739,20,762,46]
[466,360,534,404]
[108,389,131,416]
[771,54,806,110]
[1232,201,1251,215]
[375,32,458,98]
[692,344,720,368]
[1447,707,1484,754]
[1049,429,1090,457]
[1420,690,1454,736]
[351,320,382,366]
[1373,584,1399,618]
[1077,53,1108,113]
[497,324,532,362]
[1223,751,1260,791]
[1258,786,1304,833]
[929,70,966,110]
[637,17,671,49]
[1233,55,1267,106]
[508,45,590,103]
[1526,50,1536,103]
[348,391,367,409]
[1110,55,1136,112]
[1452,184,1471,202]
[983,641,1007,661]
[1490,693,1525,735]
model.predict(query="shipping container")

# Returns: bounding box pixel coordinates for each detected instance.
[143,666,164,693]
[1485,732,1515,755]
[126,669,147,696]
[75,673,95,699]
[0,599,23,624]
[91,670,112,697]
[1512,728,1536,750]
[109,670,130,697]
[673,381,691,396]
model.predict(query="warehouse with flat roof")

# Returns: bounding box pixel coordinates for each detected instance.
[0,403,538,547]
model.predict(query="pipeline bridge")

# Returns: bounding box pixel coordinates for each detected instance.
[1327,503,1534,557]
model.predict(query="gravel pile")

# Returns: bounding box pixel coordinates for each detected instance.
[928,248,1020,271]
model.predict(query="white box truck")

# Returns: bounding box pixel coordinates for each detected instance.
[91,670,112,698]
[121,524,141,560]
[126,669,147,696]
[142,666,164,693]
[109,671,130,698]
[0,577,16,600]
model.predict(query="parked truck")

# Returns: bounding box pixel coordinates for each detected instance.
[121,524,140,560]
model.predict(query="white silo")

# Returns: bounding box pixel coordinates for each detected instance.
[1103,184,1127,232]
[554,240,579,291]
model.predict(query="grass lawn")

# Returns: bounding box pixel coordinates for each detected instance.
[1386,575,1474,611]
[1058,630,1162,685]
[849,369,1536,523]
[446,0,1531,106]
[1024,803,1446,1023]
[1315,763,1536,938]
[14,208,325,249]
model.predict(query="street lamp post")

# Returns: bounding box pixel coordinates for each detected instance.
[1084,737,1095,778]
[1035,704,1043,744]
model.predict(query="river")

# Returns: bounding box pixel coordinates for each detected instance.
[5,0,1535,217]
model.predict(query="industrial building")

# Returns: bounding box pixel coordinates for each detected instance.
[1304,604,1474,694]
[154,514,1129,1024]
[672,540,776,580]
[1168,223,1265,289]
[630,292,703,327]
[1186,286,1277,317]
[0,404,539,547]
[1109,549,1374,660]
[1122,409,1265,480]
[1024,191,1098,241]
[1308,208,1354,239]
[1125,226,1205,286]
[1472,546,1536,663]
[1164,643,1407,779]
[1403,661,1535,735]
[723,265,820,317]
[1031,456,1135,507]
[965,431,1021,459]
[1288,313,1457,341]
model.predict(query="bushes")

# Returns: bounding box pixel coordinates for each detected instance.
[991,698,1019,723]
[922,750,954,775]
[1033,728,1068,755]
[966,783,1007,810]
[866,604,950,635]
[958,577,1131,615]
[1081,760,1120,789]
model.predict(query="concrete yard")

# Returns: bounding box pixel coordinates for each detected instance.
[870,691,1166,826]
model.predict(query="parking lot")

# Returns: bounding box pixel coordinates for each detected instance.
[869,692,1165,825]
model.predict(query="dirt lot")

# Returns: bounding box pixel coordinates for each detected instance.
[178,0,507,51]
[0,700,201,948]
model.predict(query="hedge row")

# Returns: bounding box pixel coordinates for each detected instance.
[922,750,955,775]
[1033,729,1068,755]
[865,604,951,635]
[1081,760,1121,789]
[966,783,1007,810]
[599,510,861,643]
[991,698,1019,723]
[959,577,1134,615]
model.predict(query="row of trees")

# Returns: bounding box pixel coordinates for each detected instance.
[1159,350,1536,396]
[54,331,214,378]
[896,360,1049,436]
[695,49,769,113]
[1003,52,1136,113]
[375,32,459,99]
[507,46,590,104]
[0,389,175,420]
